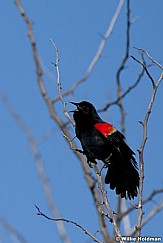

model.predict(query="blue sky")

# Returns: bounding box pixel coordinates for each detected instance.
[0,1,163,242]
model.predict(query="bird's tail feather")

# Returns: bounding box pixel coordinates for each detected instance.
[105,155,139,200]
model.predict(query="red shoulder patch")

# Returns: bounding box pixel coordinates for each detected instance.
[95,123,116,137]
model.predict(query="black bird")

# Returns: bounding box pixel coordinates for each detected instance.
[71,101,139,200]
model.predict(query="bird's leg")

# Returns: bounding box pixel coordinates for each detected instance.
[104,153,112,167]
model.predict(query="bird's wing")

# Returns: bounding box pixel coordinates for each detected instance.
[94,122,135,158]
[94,122,118,137]
[94,122,124,140]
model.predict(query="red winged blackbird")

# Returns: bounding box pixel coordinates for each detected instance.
[71,101,139,200]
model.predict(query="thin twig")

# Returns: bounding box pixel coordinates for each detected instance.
[50,38,75,125]
[131,55,155,88]
[35,206,103,243]
[134,47,163,70]
[52,0,124,103]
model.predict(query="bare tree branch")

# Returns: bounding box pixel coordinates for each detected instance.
[52,0,124,103]
[0,214,27,243]
[50,41,119,242]
[35,206,103,243]
[14,1,110,242]
[50,38,112,242]
[131,50,163,240]
[50,38,75,125]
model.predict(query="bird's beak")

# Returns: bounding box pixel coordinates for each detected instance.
[70,101,79,106]
[70,101,79,112]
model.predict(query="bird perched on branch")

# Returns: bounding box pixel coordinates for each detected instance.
[70,101,139,200]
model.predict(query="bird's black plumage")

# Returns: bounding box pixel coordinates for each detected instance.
[71,101,139,199]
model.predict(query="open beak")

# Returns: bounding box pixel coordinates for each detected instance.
[70,101,79,106]
[70,101,79,112]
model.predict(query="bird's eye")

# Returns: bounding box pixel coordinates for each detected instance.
[81,105,90,113]
[82,105,89,111]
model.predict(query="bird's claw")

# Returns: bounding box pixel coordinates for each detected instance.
[87,159,97,168]
[75,149,84,154]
